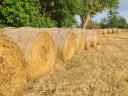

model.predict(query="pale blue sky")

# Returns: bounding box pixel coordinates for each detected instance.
[92,0,128,22]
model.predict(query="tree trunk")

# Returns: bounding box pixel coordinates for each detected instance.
[81,14,91,29]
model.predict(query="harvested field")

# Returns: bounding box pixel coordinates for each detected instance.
[22,31,128,96]
[0,33,26,96]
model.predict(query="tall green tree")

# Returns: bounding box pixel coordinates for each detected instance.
[101,10,128,28]
[80,0,119,28]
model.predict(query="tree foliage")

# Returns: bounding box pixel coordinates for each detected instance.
[0,0,120,28]
[101,10,128,28]
[80,0,119,28]
[39,0,83,27]
[0,0,55,27]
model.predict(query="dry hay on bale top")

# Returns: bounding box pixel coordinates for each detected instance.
[40,28,75,62]
[86,30,98,47]
[0,33,26,96]
[3,27,56,79]
[0,27,16,32]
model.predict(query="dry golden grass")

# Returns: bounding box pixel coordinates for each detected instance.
[3,27,56,79]
[0,33,26,96]
[22,31,128,96]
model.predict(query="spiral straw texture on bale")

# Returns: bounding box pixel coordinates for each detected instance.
[86,30,98,48]
[3,27,56,79]
[0,33,26,96]
[40,28,75,62]
[64,28,85,55]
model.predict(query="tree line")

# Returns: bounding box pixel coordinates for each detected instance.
[0,0,119,28]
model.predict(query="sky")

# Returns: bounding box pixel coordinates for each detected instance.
[92,0,128,23]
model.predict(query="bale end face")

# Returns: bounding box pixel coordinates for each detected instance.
[63,32,75,62]
[26,32,56,79]
[73,30,85,55]
[0,33,26,96]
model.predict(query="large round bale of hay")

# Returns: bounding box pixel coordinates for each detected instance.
[0,33,26,96]
[108,29,113,34]
[95,29,104,35]
[3,27,56,79]
[40,28,75,62]
[84,30,90,50]
[67,28,85,55]
[86,30,98,47]
[117,29,122,33]
[112,28,118,33]
[103,29,109,34]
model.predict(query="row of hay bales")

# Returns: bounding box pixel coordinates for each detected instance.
[102,28,122,34]
[0,27,111,96]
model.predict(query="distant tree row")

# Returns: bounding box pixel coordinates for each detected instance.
[101,10,128,28]
[0,0,119,28]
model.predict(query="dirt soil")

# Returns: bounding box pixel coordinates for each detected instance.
[23,32,128,96]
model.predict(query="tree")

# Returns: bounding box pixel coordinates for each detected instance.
[0,0,55,27]
[39,0,83,27]
[100,10,128,28]
[80,0,119,28]
[0,0,120,28]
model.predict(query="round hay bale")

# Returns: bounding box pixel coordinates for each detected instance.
[103,29,108,34]
[108,29,113,34]
[68,28,85,55]
[117,29,121,33]
[73,29,85,54]
[96,29,104,35]
[84,30,91,50]
[0,33,26,96]
[112,28,118,33]
[86,30,98,47]
[3,27,56,79]
[40,28,75,62]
